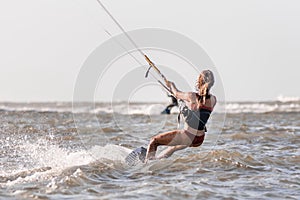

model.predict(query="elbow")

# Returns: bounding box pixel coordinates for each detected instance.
[171,88,178,98]
[170,83,177,95]
[172,91,178,99]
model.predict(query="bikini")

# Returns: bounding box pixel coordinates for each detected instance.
[181,94,213,146]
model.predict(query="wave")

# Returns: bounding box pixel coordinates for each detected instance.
[0,102,169,115]
[93,103,167,115]
[225,101,300,114]
[0,141,132,186]
[1,98,299,115]
[0,102,75,113]
[277,95,300,103]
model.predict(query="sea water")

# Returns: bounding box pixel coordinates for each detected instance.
[0,100,299,199]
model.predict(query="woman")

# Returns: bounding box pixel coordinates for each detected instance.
[145,70,217,160]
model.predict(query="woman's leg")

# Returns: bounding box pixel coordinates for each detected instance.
[157,145,187,159]
[145,130,192,160]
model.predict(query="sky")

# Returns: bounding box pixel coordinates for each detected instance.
[0,0,299,102]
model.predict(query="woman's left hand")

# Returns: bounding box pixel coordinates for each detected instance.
[166,80,173,88]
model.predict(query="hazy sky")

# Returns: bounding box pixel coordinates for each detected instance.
[1,0,299,102]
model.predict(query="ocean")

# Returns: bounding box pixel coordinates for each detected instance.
[0,99,299,199]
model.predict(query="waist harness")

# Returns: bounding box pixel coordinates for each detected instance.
[181,106,212,131]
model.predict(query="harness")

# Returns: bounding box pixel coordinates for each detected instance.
[177,95,212,131]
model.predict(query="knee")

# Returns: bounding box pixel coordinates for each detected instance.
[150,137,159,145]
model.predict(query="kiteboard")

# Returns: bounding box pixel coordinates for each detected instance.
[125,147,147,166]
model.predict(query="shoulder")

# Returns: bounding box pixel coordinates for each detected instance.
[180,91,196,99]
[188,92,198,100]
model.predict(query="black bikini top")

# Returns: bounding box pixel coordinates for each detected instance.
[180,94,213,131]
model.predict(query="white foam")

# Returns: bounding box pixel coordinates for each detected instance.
[224,102,300,114]
[22,141,130,170]
[277,95,300,103]
[0,104,73,113]
[225,103,277,114]
[1,100,299,115]
[105,103,166,115]
[2,141,131,186]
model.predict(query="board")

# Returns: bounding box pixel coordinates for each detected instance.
[125,147,147,166]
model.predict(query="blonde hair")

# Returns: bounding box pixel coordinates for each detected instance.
[196,70,215,105]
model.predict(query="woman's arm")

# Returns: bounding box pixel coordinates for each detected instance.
[169,82,192,102]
